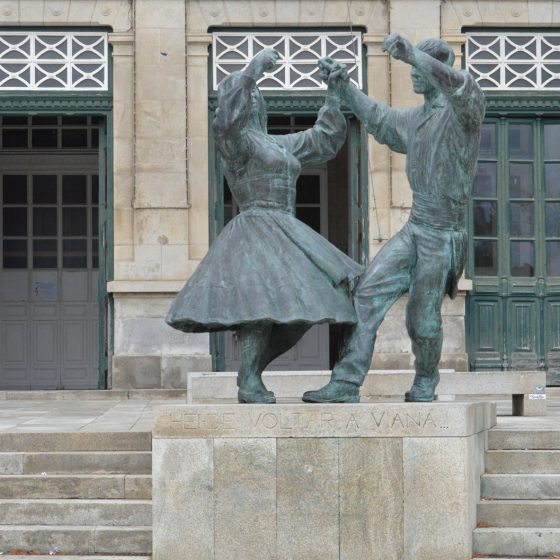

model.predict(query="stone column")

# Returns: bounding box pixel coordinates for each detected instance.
[108,32,135,265]
[185,33,212,261]
[109,1,211,390]
[363,33,391,260]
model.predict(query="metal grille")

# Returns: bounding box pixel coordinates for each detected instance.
[466,32,560,91]
[212,31,362,91]
[0,31,108,91]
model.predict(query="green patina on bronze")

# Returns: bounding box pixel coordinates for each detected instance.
[166,50,362,404]
[303,34,486,404]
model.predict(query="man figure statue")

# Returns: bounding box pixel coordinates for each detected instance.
[303,34,485,403]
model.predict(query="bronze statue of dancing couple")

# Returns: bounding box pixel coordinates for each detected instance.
[166,33,485,405]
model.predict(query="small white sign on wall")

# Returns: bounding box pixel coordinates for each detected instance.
[33,281,57,301]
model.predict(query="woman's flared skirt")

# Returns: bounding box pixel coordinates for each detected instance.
[166,208,364,333]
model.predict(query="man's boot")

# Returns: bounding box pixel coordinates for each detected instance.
[404,369,440,402]
[302,380,360,403]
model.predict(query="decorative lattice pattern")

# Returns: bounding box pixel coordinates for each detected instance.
[0,32,108,91]
[466,32,560,91]
[212,32,362,91]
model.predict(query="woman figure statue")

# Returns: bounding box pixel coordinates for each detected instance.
[166,48,363,403]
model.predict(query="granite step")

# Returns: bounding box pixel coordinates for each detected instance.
[473,527,560,557]
[489,429,560,450]
[0,474,151,499]
[0,431,151,452]
[486,450,560,474]
[481,474,560,499]
[0,451,152,475]
[0,499,152,526]
[0,525,152,556]
[477,499,560,527]
[0,557,151,560]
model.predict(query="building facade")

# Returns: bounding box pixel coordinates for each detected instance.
[1,0,559,390]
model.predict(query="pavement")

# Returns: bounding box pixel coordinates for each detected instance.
[0,388,557,433]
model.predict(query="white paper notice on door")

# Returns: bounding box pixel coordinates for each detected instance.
[33,281,58,301]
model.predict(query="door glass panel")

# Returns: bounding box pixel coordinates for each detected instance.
[509,163,533,197]
[544,124,560,160]
[92,207,98,236]
[63,238,87,268]
[3,175,27,204]
[61,129,88,148]
[33,175,57,204]
[2,129,27,148]
[92,175,99,204]
[32,129,58,148]
[3,207,27,236]
[474,163,497,197]
[546,203,560,237]
[33,207,57,236]
[3,116,27,125]
[62,116,87,125]
[295,207,321,232]
[474,201,497,236]
[32,116,57,125]
[3,239,27,268]
[474,240,497,276]
[509,123,533,159]
[511,241,535,277]
[545,163,560,198]
[296,175,321,203]
[92,238,99,268]
[62,175,87,204]
[510,202,534,237]
[33,239,57,268]
[547,241,560,276]
[63,207,87,236]
[478,123,497,158]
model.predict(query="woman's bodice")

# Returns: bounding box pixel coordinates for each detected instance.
[213,71,346,214]
[227,131,302,213]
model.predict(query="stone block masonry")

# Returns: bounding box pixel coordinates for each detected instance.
[152,402,496,560]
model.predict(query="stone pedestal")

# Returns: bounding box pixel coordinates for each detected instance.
[152,402,496,560]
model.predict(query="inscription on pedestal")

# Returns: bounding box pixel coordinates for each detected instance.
[153,403,493,439]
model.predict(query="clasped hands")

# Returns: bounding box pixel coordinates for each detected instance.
[247,48,350,95]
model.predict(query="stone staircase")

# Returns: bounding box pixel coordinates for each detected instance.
[0,431,152,559]
[473,429,560,559]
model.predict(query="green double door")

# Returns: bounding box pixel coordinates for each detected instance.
[468,117,560,383]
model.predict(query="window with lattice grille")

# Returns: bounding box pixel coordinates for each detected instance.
[0,31,108,91]
[212,31,363,91]
[466,32,560,91]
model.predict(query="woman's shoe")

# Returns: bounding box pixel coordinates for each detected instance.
[238,389,276,404]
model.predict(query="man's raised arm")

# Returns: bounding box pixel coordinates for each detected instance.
[336,65,410,154]
[382,33,465,98]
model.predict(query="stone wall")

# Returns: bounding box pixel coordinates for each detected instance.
[9,0,560,387]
